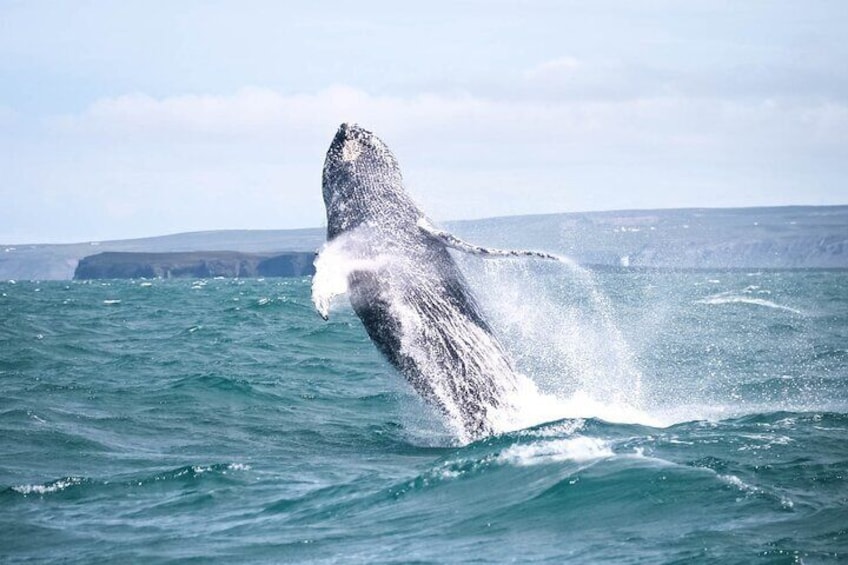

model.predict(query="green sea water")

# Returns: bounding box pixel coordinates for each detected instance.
[1,267,846,563]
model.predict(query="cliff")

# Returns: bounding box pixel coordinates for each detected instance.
[1,227,325,280]
[74,251,316,280]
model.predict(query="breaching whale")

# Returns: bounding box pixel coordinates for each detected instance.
[314,123,557,441]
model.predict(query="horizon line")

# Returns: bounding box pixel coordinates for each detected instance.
[5,202,847,248]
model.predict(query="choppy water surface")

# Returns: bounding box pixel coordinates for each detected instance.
[1,268,846,563]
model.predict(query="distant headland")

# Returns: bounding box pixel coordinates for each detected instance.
[2,205,846,280]
[74,251,316,280]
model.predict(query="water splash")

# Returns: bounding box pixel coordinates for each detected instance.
[313,229,653,438]
[311,228,389,320]
[458,255,650,427]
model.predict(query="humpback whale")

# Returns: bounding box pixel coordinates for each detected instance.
[314,123,556,442]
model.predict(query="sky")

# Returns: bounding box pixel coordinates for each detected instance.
[0,1,846,243]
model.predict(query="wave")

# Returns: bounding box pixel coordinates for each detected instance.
[383,410,840,505]
[5,409,844,562]
[695,291,802,314]
[495,436,613,466]
[4,462,252,499]
[10,476,87,496]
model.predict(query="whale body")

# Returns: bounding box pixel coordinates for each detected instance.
[315,123,554,441]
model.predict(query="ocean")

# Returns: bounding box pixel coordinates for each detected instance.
[1,263,846,563]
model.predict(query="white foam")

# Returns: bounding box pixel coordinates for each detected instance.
[226,463,251,471]
[520,419,586,438]
[719,474,756,492]
[503,386,666,431]
[497,436,613,466]
[186,463,252,475]
[14,477,82,495]
[718,473,793,508]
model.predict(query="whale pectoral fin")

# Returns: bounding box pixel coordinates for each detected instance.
[313,297,331,321]
[417,218,561,261]
[311,247,346,321]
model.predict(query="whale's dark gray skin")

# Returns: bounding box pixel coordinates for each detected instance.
[317,123,552,441]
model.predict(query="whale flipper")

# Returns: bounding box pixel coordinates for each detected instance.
[417,218,561,261]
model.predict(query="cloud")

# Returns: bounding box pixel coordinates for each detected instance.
[48,82,848,152]
[522,56,671,101]
[525,56,583,78]
[0,104,17,127]
[5,78,845,243]
[51,87,297,138]
[520,55,848,103]
[2,1,846,244]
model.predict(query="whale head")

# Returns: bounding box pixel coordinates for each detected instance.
[322,123,418,239]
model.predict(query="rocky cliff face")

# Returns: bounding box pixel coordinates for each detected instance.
[74,251,316,280]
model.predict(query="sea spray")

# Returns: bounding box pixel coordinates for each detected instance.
[314,232,655,438]
[311,228,390,320]
[457,254,652,426]
[311,233,357,319]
